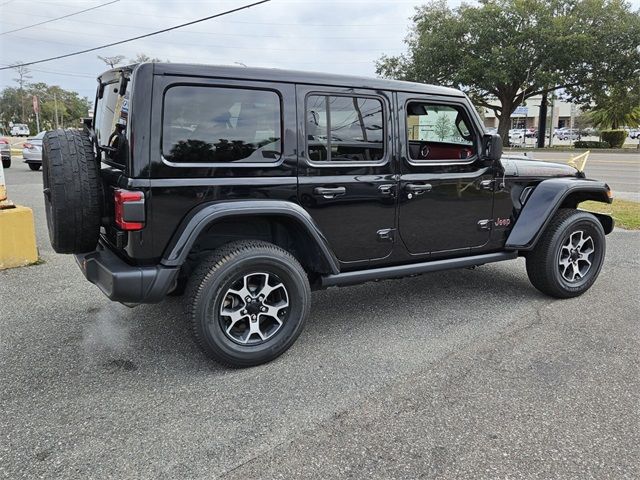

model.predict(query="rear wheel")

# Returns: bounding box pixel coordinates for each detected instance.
[186,240,311,367]
[526,209,606,298]
[2,158,10,168]
[28,163,41,171]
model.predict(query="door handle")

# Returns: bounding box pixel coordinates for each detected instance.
[378,184,395,195]
[405,183,432,194]
[313,186,346,198]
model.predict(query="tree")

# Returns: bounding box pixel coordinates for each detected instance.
[376,0,640,143]
[11,63,32,121]
[433,114,452,140]
[130,53,163,63]
[573,111,594,137]
[0,82,91,133]
[97,55,125,68]
[588,85,640,129]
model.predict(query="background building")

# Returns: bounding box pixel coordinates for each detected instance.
[482,95,580,130]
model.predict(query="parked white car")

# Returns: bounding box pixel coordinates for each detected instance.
[10,123,30,137]
[509,128,526,145]
[554,128,580,140]
[22,131,46,171]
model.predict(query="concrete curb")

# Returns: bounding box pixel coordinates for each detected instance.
[505,148,639,155]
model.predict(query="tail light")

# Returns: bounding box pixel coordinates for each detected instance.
[0,139,8,145]
[24,143,33,149]
[114,189,145,230]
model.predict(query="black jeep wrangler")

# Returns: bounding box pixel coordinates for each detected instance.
[42,63,614,367]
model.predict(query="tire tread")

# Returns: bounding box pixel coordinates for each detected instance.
[185,240,310,367]
[526,208,605,298]
[42,129,102,253]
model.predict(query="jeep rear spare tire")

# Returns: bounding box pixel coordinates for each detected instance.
[42,129,102,254]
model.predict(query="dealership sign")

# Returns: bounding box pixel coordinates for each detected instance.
[511,106,528,117]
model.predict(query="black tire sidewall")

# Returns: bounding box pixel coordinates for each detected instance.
[193,251,310,366]
[42,129,101,254]
[41,141,56,245]
[546,213,606,295]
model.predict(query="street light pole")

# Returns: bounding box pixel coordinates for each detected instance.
[33,95,41,133]
[548,94,555,147]
[53,93,60,129]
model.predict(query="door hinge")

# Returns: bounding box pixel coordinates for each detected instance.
[477,219,492,231]
[377,228,395,242]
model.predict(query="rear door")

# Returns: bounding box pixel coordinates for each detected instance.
[397,94,495,257]
[296,86,396,265]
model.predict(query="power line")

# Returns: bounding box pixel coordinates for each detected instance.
[1,19,401,39]
[4,9,405,28]
[7,32,402,54]
[0,0,120,36]
[0,0,271,70]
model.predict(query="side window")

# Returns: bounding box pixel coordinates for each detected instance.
[306,94,384,163]
[406,102,476,162]
[162,86,281,164]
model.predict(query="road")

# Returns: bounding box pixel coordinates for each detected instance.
[1,162,639,479]
[518,150,640,202]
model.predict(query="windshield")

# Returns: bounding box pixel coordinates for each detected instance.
[94,71,131,163]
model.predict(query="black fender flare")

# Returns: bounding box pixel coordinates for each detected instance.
[160,200,340,274]
[506,177,613,250]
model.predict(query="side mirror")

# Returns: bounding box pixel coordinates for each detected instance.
[482,133,503,162]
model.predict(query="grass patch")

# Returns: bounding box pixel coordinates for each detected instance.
[580,199,640,230]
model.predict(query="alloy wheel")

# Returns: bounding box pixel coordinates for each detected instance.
[558,230,595,283]
[218,272,289,345]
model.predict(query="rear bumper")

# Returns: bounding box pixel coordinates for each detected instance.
[22,153,41,163]
[74,241,179,304]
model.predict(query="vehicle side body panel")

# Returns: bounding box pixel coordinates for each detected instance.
[396,92,496,259]
[161,199,340,273]
[295,84,397,266]
[506,177,612,250]
[84,63,615,304]
[131,74,298,262]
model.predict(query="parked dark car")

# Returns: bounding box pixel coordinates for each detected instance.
[41,63,614,367]
[0,138,10,168]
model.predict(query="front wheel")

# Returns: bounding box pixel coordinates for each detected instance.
[28,163,41,171]
[526,209,606,298]
[186,240,311,367]
[2,158,10,168]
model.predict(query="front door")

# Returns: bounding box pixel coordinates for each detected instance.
[297,86,396,264]
[397,95,495,256]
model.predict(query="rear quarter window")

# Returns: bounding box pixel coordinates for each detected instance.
[162,86,282,164]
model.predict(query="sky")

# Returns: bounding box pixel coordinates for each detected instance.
[0,0,429,101]
[1,0,639,103]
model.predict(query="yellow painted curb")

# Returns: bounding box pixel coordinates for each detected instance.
[0,205,38,270]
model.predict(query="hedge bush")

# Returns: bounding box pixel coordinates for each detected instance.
[574,140,611,149]
[600,130,627,148]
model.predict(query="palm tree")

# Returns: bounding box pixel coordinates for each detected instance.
[589,86,640,129]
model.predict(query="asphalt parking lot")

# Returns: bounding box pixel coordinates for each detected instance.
[1,162,639,479]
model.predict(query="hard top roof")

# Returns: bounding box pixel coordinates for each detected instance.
[127,62,464,97]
